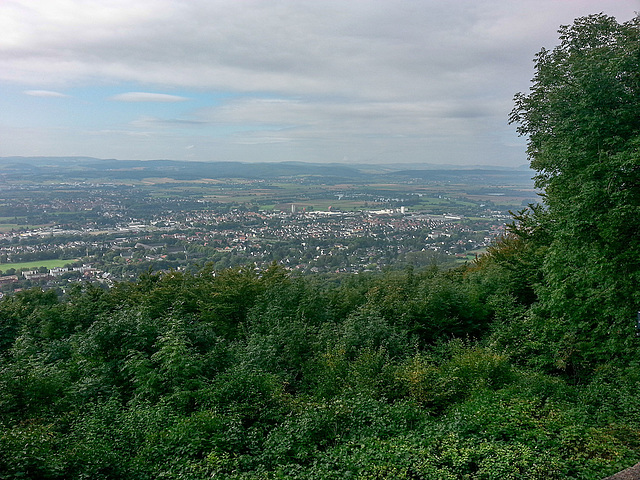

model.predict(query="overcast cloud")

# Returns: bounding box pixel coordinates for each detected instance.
[0,0,638,166]
[109,92,190,102]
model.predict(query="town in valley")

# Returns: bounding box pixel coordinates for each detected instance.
[0,157,537,295]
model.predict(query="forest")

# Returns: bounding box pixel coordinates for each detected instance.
[1,14,639,479]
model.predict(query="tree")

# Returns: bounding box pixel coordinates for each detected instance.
[509,14,640,375]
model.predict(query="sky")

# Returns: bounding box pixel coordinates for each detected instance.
[0,1,638,167]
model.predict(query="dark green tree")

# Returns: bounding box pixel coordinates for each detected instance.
[510,14,640,374]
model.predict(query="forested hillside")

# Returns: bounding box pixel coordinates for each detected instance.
[1,14,639,479]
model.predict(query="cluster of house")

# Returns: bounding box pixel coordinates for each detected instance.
[0,264,102,285]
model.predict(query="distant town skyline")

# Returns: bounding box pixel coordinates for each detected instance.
[1,1,638,166]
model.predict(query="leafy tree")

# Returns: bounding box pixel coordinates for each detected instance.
[470,205,550,307]
[0,288,59,353]
[509,13,640,375]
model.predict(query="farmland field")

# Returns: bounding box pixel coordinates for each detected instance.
[0,259,79,272]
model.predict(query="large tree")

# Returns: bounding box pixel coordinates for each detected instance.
[510,14,640,374]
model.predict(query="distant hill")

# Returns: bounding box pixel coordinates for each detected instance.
[0,157,366,181]
[0,156,533,185]
[386,168,535,184]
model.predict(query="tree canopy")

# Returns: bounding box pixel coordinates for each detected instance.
[509,13,640,373]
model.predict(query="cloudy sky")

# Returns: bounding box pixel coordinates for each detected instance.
[1,1,638,166]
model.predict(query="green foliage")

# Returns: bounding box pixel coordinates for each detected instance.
[0,252,635,477]
[511,14,640,183]
[0,288,59,353]
[470,205,549,307]
[0,421,64,479]
[510,13,640,376]
[394,341,513,412]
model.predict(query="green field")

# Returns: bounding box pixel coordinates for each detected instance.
[0,258,79,272]
[0,224,24,233]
